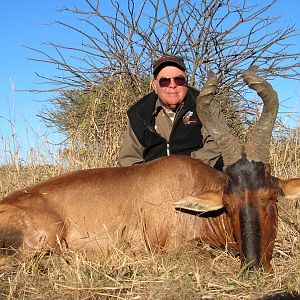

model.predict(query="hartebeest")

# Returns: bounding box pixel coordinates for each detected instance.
[0,68,299,273]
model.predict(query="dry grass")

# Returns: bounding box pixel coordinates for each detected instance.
[0,121,299,299]
[0,237,299,299]
[0,156,299,299]
[271,126,300,179]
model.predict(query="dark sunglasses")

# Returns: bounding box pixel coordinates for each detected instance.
[158,76,187,88]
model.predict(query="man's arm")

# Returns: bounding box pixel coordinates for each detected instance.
[190,126,221,166]
[116,118,145,167]
[191,100,223,167]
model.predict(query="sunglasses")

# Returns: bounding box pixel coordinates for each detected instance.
[157,76,187,88]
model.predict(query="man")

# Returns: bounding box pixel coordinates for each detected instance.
[117,54,224,170]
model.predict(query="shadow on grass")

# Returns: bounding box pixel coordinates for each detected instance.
[260,291,300,300]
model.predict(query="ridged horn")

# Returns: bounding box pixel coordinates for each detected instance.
[196,71,243,167]
[243,66,279,163]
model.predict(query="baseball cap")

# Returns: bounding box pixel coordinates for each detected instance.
[152,55,186,75]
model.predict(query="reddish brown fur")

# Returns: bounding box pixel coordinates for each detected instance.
[0,156,234,254]
[0,154,299,272]
[223,188,278,272]
[220,159,280,271]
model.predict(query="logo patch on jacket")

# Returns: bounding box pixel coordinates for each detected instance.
[182,111,198,125]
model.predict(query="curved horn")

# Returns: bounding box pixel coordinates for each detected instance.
[243,66,279,163]
[196,71,243,167]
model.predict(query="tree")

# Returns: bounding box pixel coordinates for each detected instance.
[29,0,300,165]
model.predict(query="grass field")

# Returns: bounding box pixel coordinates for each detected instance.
[0,128,299,299]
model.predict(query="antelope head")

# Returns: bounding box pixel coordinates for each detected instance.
[198,67,279,272]
[197,68,278,271]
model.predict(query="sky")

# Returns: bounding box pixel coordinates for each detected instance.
[0,0,299,163]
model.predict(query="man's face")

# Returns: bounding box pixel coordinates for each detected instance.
[152,66,188,111]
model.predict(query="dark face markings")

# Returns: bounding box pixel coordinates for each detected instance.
[239,203,261,267]
[225,157,274,195]
[224,156,278,270]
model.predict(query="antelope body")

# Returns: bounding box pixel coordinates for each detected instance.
[0,68,299,272]
[0,156,230,252]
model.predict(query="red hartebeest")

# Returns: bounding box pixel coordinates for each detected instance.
[0,68,299,273]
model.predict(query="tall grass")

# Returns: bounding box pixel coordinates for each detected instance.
[271,125,300,178]
[0,109,299,299]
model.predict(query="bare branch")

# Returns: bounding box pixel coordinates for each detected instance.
[27,0,300,147]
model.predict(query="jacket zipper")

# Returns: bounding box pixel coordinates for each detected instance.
[142,120,171,156]
[141,100,193,157]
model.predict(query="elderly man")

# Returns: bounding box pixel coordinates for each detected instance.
[117,54,224,170]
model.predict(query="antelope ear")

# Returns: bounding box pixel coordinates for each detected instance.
[174,188,224,213]
[276,178,300,200]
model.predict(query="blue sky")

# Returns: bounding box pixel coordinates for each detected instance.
[0,0,299,162]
